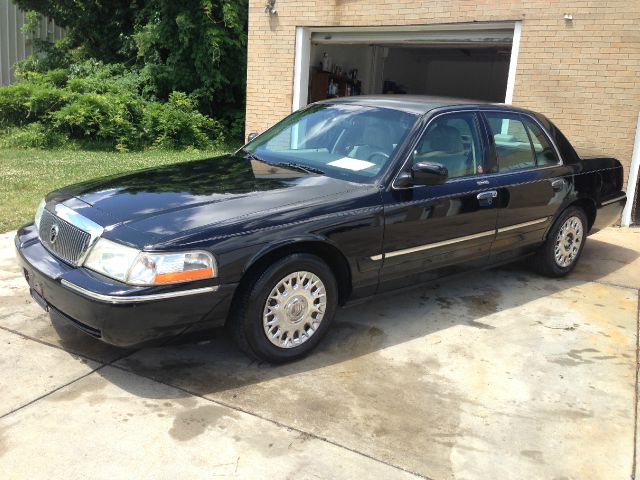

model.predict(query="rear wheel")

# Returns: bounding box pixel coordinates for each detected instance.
[533,206,587,277]
[229,253,338,363]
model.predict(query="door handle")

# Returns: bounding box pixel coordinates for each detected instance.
[551,178,565,191]
[477,190,498,201]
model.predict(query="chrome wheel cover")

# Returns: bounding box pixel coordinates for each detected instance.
[262,271,327,349]
[554,215,584,268]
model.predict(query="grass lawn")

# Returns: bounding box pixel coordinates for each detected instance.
[0,146,233,233]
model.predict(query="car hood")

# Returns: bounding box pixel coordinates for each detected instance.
[49,154,372,245]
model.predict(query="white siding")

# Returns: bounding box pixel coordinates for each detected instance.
[0,0,65,85]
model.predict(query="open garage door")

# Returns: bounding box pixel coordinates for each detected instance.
[293,22,520,110]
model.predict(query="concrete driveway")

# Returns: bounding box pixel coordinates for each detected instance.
[1,228,638,480]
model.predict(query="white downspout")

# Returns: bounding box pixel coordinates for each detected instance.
[621,112,640,227]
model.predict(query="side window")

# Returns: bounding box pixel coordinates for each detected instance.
[412,112,483,179]
[485,113,536,172]
[523,117,560,167]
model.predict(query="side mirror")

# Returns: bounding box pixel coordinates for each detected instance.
[247,132,259,143]
[410,162,448,185]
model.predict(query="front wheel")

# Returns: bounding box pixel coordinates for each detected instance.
[533,206,588,277]
[228,253,338,363]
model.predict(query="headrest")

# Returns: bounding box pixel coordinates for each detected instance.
[430,125,464,153]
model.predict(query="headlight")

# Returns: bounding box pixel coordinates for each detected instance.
[84,238,139,282]
[34,199,46,230]
[127,251,216,285]
[83,238,216,285]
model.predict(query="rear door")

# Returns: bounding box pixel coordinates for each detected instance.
[480,110,573,262]
[377,110,499,291]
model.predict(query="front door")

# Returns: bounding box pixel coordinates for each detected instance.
[377,111,499,291]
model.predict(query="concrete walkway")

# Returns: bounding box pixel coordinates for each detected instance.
[0,228,638,480]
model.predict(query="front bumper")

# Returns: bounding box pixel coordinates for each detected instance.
[15,224,236,347]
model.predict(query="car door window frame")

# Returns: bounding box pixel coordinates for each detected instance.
[390,109,490,190]
[478,109,564,177]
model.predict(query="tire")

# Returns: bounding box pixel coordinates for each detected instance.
[533,206,588,278]
[228,253,338,363]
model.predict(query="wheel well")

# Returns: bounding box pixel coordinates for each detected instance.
[567,198,596,231]
[236,241,352,307]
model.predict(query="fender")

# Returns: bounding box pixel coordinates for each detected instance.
[241,234,353,304]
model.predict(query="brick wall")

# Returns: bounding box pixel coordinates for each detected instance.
[246,0,640,186]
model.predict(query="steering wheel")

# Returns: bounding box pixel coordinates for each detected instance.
[367,151,390,163]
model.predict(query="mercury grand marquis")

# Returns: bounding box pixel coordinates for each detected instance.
[15,96,627,362]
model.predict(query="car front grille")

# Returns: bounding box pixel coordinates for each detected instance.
[38,209,92,266]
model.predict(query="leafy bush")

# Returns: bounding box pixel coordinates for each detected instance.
[65,60,147,96]
[14,1,248,131]
[0,83,68,126]
[142,92,224,149]
[48,92,142,149]
[0,60,227,150]
[0,123,66,149]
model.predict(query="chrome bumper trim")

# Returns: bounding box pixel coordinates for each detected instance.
[497,217,549,233]
[601,195,626,207]
[370,229,495,261]
[60,279,218,304]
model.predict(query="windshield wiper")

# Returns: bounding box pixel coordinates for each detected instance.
[241,149,324,175]
[271,162,325,175]
[241,148,265,162]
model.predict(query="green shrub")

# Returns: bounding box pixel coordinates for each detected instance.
[142,92,225,149]
[0,83,68,126]
[66,61,146,96]
[48,92,142,149]
[0,123,67,149]
[219,109,245,142]
[0,59,227,151]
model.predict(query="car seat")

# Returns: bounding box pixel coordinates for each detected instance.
[415,125,472,178]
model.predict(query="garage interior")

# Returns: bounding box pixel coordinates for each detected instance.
[301,25,516,106]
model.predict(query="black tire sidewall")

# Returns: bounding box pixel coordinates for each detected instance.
[543,207,588,276]
[242,253,338,363]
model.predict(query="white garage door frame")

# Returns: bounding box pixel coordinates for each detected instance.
[292,21,522,111]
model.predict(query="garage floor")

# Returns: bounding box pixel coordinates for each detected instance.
[1,228,638,480]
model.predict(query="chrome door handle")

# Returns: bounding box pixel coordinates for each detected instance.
[551,178,565,191]
[477,190,498,201]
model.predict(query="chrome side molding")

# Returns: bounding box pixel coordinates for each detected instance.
[61,279,218,304]
[370,216,550,261]
[496,217,549,233]
[601,195,626,206]
[370,229,496,261]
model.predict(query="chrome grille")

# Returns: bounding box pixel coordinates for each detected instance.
[39,209,92,266]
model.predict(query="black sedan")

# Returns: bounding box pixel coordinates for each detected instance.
[15,96,627,362]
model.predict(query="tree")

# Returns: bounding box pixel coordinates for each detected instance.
[15,0,140,62]
[15,0,248,118]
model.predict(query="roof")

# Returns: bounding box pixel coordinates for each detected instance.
[316,95,500,115]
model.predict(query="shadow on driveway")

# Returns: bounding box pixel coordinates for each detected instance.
[41,236,638,400]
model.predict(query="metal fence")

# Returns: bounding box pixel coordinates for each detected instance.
[0,0,65,86]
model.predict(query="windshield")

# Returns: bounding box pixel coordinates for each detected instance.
[244,103,418,183]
